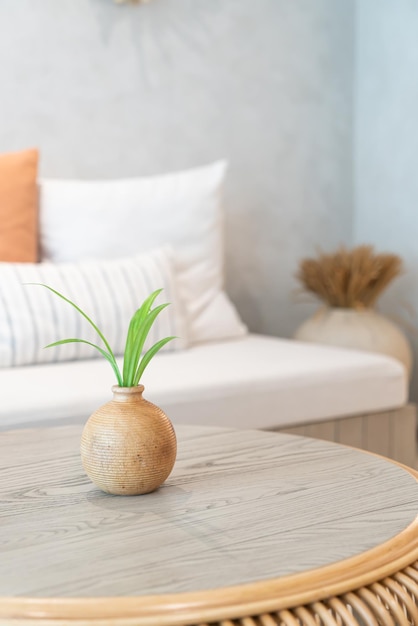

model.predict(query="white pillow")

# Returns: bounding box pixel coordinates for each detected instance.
[0,248,188,368]
[40,161,247,344]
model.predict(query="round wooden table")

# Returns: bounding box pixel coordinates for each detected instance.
[1,424,418,625]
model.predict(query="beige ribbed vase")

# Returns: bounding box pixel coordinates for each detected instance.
[80,385,177,496]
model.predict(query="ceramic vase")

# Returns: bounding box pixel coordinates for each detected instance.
[294,307,413,378]
[80,385,177,495]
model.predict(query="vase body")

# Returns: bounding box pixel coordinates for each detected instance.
[80,385,177,496]
[294,307,413,378]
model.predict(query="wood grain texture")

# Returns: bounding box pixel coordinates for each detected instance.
[279,404,417,468]
[1,425,418,624]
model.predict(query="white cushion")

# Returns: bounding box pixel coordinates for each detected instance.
[40,161,247,345]
[0,335,406,429]
[0,248,187,368]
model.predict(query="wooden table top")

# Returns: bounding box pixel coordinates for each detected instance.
[1,423,418,624]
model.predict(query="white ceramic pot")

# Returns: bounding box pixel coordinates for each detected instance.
[294,307,413,378]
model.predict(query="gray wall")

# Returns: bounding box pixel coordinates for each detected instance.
[0,0,354,337]
[354,0,418,398]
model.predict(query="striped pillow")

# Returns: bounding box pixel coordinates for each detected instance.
[0,248,188,368]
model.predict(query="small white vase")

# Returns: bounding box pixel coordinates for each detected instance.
[294,307,413,378]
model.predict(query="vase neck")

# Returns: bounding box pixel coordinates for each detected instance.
[323,306,374,314]
[111,385,145,402]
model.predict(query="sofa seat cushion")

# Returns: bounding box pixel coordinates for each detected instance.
[0,335,407,430]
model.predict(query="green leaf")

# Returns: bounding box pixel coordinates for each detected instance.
[26,283,117,361]
[122,303,170,387]
[25,283,174,389]
[26,283,122,386]
[122,289,163,385]
[45,338,123,386]
[133,336,176,386]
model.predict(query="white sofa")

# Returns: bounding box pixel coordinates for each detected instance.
[1,332,414,466]
[0,161,415,466]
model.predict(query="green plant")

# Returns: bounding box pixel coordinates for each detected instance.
[31,285,175,387]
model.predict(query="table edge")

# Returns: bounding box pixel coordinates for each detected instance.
[1,457,418,624]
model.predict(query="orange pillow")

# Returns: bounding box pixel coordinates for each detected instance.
[0,148,39,262]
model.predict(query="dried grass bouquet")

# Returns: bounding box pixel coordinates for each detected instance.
[296,245,403,309]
